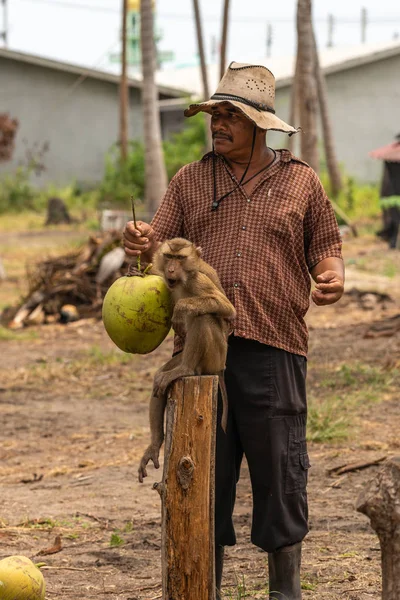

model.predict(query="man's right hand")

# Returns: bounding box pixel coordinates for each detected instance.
[123,220,156,258]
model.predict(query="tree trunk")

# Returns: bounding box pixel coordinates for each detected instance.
[140,0,168,215]
[356,456,400,600]
[311,26,342,196]
[288,52,300,154]
[296,0,319,172]
[155,376,218,600]
[192,0,212,151]
[220,0,231,80]
[119,0,129,163]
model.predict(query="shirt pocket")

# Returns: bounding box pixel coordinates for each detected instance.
[261,189,306,243]
[285,425,311,494]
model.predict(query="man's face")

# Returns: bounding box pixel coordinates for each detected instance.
[210,103,254,158]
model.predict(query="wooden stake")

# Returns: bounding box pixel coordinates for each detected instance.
[155,376,218,600]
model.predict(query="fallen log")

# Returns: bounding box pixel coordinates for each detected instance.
[356,455,400,600]
[154,376,218,600]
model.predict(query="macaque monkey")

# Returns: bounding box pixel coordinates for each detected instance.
[138,238,236,483]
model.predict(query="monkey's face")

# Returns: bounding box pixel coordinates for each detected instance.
[162,254,188,289]
[158,239,200,290]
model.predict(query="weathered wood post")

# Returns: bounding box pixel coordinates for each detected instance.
[154,375,218,600]
[356,456,400,600]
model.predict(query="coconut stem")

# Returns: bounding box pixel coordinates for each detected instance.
[131,195,141,272]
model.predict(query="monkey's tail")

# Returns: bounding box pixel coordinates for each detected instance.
[218,372,228,433]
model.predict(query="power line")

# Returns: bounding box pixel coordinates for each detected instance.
[16,0,400,25]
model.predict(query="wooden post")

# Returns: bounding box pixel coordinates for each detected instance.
[154,376,218,600]
[356,456,400,600]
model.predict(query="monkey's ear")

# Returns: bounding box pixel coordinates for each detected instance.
[195,246,203,257]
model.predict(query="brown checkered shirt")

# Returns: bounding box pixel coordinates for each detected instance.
[151,149,342,357]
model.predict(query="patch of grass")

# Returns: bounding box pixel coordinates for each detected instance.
[0,326,38,341]
[307,396,349,443]
[123,521,134,533]
[307,362,399,443]
[87,345,132,366]
[382,261,397,279]
[18,517,57,529]
[109,532,125,547]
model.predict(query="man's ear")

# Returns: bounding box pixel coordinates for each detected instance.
[196,246,202,257]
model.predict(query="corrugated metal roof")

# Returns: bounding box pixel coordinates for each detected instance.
[0,47,187,99]
[155,40,400,96]
[369,142,400,162]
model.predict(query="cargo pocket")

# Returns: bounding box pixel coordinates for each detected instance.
[285,426,311,494]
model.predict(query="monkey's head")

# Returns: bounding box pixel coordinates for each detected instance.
[155,238,201,290]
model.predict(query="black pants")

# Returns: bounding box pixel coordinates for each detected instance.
[215,336,310,553]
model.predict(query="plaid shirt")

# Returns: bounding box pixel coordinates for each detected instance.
[151,149,342,357]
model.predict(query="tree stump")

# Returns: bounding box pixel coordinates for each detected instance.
[45,197,72,225]
[356,456,400,600]
[155,376,218,600]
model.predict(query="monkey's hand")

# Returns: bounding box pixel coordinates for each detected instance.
[171,315,186,338]
[138,444,161,483]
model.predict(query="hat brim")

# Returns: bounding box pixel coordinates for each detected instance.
[184,99,299,135]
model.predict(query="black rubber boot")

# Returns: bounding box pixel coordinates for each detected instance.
[215,544,224,599]
[268,542,302,600]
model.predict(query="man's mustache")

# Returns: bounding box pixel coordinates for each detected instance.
[212,132,233,141]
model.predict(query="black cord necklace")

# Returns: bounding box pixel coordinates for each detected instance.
[211,144,277,212]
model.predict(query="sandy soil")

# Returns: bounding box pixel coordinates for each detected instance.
[0,233,399,599]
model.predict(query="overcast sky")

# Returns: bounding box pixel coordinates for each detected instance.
[1,0,400,71]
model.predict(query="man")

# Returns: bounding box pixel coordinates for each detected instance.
[124,62,344,599]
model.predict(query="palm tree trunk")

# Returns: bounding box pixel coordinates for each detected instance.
[288,51,300,154]
[296,0,319,172]
[192,0,212,151]
[120,0,129,163]
[193,0,209,99]
[140,0,168,215]
[311,27,342,196]
[220,0,230,80]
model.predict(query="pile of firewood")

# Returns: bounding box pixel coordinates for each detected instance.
[2,231,130,329]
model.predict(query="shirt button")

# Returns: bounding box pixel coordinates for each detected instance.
[237,252,242,257]
[247,199,251,203]
[234,283,239,288]
[242,226,246,230]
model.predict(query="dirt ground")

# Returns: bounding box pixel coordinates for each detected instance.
[0,230,399,599]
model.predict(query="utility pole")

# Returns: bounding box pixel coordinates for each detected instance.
[1,0,8,47]
[327,13,334,48]
[361,7,367,44]
[266,23,273,58]
[120,0,129,163]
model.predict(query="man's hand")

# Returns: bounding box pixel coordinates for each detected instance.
[123,220,156,258]
[311,270,344,306]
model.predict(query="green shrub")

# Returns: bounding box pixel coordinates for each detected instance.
[0,166,37,214]
[320,169,380,222]
[98,114,207,207]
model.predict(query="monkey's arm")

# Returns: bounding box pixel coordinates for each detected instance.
[138,355,181,483]
[138,392,166,482]
[173,292,236,321]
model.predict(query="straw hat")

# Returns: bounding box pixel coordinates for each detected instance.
[185,61,298,135]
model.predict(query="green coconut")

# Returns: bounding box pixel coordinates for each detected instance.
[0,555,46,600]
[102,272,172,354]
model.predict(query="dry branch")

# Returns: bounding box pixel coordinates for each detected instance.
[328,456,387,476]
[2,231,130,328]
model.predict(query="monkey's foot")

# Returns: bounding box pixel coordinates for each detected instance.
[138,445,161,483]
